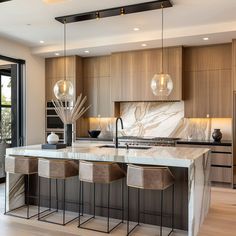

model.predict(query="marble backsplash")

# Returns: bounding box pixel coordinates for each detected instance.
[89,102,232,140]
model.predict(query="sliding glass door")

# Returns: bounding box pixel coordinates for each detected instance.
[0,69,12,144]
[0,56,25,181]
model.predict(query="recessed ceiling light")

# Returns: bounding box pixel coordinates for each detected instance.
[43,0,67,3]
[40,40,45,44]
[203,37,209,41]
[133,27,140,31]
[141,43,147,47]
[84,50,90,54]
[55,53,60,56]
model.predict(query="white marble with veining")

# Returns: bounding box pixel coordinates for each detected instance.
[6,141,210,168]
[5,142,211,236]
[91,102,232,140]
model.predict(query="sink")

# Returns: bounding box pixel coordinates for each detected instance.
[99,145,151,150]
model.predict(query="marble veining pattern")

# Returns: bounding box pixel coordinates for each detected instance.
[6,143,210,168]
[92,102,231,140]
[5,142,211,236]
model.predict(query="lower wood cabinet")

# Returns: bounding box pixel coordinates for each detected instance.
[176,143,233,185]
[211,166,232,183]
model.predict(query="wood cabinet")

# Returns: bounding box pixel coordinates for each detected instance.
[83,56,112,117]
[45,56,82,102]
[176,143,233,185]
[183,44,232,118]
[111,46,182,102]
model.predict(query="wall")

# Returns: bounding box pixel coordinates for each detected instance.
[89,102,232,141]
[0,36,45,145]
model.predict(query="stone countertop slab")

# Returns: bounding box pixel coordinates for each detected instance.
[6,141,210,168]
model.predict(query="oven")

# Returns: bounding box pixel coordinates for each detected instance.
[46,102,64,142]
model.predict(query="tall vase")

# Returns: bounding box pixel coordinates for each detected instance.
[64,124,72,146]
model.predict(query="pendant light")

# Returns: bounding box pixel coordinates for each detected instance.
[150,3,173,98]
[54,19,74,101]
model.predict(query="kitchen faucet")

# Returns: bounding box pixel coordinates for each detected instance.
[115,117,124,148]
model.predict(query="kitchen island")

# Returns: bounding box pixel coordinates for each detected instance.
[6,141,210,236]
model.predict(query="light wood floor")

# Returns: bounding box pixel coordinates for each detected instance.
[0,185,236,236]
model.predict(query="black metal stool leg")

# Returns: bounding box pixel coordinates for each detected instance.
[82,181,84,215]
[138,188,140,226]
[56,179,58,212]
[27,174,30,219]
[78,180,81,227]
[107,183,110,233]
[49,178,51,210]
[38,176,41,220]
[63,179,66,225]
[160,190,163,236]
[127,186,130,235]
[172,184,175,230]
[93,183,96,218]
[122,178,124,223]
[4,175,6,215]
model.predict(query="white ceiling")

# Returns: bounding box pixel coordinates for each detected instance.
[1,0,236,57]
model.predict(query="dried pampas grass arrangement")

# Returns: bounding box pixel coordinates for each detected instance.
[52,94,91,124]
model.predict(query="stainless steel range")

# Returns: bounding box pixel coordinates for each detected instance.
[118,136,180,147]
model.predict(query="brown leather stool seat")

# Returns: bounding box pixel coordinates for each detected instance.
[78,161,125,234]
[127,164,175,236]
[38,159,79,226]
[127,164,174,190]
[79,161,125,184]
[5,155,38,219]
[38,159,79,179]
[5,155,38,174]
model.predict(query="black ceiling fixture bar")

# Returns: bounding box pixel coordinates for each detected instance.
[55,0,172,24]
[0,0,11,3]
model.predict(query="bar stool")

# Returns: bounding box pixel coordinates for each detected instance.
[78,161,125,233]
[38,158,79,226]
[127,164,175,236]
[5,155,38,219]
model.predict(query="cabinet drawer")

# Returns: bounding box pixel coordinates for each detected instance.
[211,166,232,183]
[176,144,211,149]
[211,153,232,166]
[211,146,231,153]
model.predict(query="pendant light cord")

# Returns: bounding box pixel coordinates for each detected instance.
[161,3,164,74]
[63,18,67,81]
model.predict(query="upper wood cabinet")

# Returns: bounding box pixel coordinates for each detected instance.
[45,56,83,102]
[111,46,182,102]
[232,39,236,91]
[183,44,232,118]
[83,56,112,117]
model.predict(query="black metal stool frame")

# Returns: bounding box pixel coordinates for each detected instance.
[78,178,124,234]
[127,183,175,236]
[5,174,40,219]
[38,176,79,226]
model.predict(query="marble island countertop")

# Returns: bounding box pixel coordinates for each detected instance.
[6,141,210,168]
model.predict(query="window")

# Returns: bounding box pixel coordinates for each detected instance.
[0,71,11,144]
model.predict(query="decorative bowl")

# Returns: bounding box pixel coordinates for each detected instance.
[88,130,101,138]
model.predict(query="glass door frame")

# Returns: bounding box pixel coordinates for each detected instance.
[0,55,25,147]
[0,55,25,183]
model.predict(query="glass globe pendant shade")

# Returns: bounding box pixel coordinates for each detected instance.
[150,73,173,97]
[53,79,74,101]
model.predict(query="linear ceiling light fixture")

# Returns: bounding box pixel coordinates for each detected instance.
[55,0,172,24]
[0,0,12,3]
